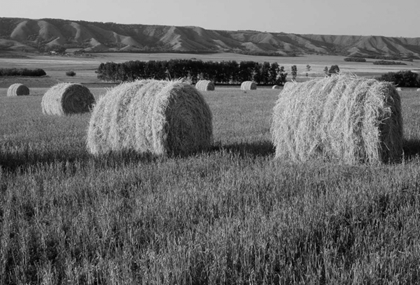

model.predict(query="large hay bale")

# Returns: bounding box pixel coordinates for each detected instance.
[241,81,257,90]
[41,83,95,115]
[272,85,281,89]
[271,75,403,164]
[396,87,402,91]
[87,79,213,156]
[7,83,30,96]
[195,80,215,91]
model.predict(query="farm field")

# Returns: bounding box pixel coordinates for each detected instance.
[1,53,420,283]
[1,52,420,88]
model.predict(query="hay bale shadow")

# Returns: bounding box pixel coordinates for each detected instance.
[0,149,88,173]
[0,149,159,174]
[209,140,275,158]
[403,138,420,160]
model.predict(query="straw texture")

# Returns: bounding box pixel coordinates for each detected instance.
[41,83,95,115]
[87,79,213,156]
[7,83,30,96]
[271,74,403,164]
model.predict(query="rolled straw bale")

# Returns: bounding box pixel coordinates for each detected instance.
[241,81,257,90]
[272,85,281,89]
[195,80,215,91]
[396,87,402,91]
[41,83,95,116]
[86,79,213,156]
[417,88,420,92]
[271,74,403,164]
[7,83,30,96]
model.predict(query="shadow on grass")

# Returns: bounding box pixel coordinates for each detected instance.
[0,149,159,174]
[209,140,275,158]
[403,138,420,160]
[0,141,275,173]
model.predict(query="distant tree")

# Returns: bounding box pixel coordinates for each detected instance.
[291,65,297,81]
[376,70,420,87]
[329,65,340,75]
[344,57,366,62]
[260,62,271,84]
[324,66,329,77]
[268,62,280,84]
[66,71,76,77]
[277,66,287,85]
[306,64,311,77]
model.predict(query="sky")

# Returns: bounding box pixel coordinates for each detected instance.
[2,0,420,38]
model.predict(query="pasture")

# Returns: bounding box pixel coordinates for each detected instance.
[1,53,420,283]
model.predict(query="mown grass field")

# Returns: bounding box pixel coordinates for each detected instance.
[1,79,420,283]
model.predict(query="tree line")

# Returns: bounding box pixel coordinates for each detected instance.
[96,59,288,85]
[377,70,420,87]
[0,68,46,77]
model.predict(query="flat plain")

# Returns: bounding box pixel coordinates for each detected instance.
[1,52,420,284]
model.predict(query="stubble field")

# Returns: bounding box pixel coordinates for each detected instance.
[1,53,420,284]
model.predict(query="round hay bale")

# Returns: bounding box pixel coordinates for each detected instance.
[396,87,402,91]
[41,83,95,116]
[7,83,30,96]
[241,81,257,90]
[271,74,403,164]
[87,79,213,156]
[417,88,420,92]
[272,85,281,89]
[195,80,215,91]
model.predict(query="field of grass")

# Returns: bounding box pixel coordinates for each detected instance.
[1,80,420,283]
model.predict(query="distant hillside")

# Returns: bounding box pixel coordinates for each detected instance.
[1,17,420,58]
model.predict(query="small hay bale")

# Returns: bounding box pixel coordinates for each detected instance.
[7,83,30,96]
[417,88,420,92]
[195,80,215,91]
[272,85,281,89]
[271,74,403,164]
[241,81,257,90]
[41,83,95,116]
[86,79,213,156]
[396,87,402,91]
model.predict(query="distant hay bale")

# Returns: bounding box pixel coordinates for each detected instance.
[241,81,257,90]
[417,88,420,92]
[195,80,215,91]
[41,83,95,116]
[7,83,30,96]
[87,79,213,156]
[396,87,402,91]
[271,74,403,164]
[272,85,281,89]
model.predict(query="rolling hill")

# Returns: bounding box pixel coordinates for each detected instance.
[1,17,420,58]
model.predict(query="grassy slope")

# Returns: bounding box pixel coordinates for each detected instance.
[1,87,420,284]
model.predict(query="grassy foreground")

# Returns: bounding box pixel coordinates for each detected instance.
[1,88,420,284]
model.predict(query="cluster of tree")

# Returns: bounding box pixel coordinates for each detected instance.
[376,70,420,87]
[369,55,417,61]
[344,57,366,62]
[323,65,340,76]
[96,59,289,85]
[349,54,417,61]
[373,60,407,65]
[66,71,76,77]
[0,68,46,77]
